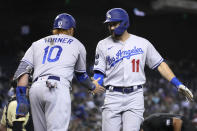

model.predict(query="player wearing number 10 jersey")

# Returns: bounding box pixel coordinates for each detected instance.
[13,13,105,131]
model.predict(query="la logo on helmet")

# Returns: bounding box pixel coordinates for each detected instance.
[58,21,63,28]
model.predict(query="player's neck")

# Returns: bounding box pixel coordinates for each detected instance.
[52,28,74,36]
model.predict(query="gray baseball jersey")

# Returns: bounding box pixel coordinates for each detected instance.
[22,34,87,131]
[22,34,86,82]
[94,34,163,87]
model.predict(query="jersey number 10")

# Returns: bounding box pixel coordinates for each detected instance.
[42,45,62,64]
[131,59,140,72]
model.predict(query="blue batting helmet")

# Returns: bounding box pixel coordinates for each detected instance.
[104,8,130,35]
[53,13,76,30]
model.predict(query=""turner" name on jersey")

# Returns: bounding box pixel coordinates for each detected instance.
[44,37,73,44]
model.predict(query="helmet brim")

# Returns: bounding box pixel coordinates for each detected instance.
[104,19,122,23]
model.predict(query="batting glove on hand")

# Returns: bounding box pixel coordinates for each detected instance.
[178,85,193,102]
[16,86,30,118]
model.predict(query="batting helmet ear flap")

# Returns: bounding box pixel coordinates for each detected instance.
[114,20,129,35]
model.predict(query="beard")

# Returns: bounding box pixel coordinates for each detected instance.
[109,29,121,40]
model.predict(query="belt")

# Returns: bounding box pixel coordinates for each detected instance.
[33,75,60,82]
[105,85,142,93]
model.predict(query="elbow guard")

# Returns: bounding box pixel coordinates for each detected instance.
[13,61,33,81]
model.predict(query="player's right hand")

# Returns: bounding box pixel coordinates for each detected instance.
[91,77,106,95]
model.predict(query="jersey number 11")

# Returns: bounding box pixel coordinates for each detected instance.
[131,59,140,72]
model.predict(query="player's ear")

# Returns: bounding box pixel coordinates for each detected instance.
[70,28,74,36]
[52,29,58,35]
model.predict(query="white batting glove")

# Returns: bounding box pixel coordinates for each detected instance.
[178,84,194,102]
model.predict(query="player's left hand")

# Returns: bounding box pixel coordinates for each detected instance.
[91,77,106,95]
[178,84,194,102]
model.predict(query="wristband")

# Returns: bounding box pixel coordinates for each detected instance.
[93,73,104,86]
[75,72,88,82]
[16,86,29,116]
[16,86,27,95]
[170,77,182,87]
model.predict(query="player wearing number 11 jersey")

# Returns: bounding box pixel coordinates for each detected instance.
[93,8,193,131]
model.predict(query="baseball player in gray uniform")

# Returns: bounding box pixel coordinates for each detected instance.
[93,8,193,131]
[13,13,105,131]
